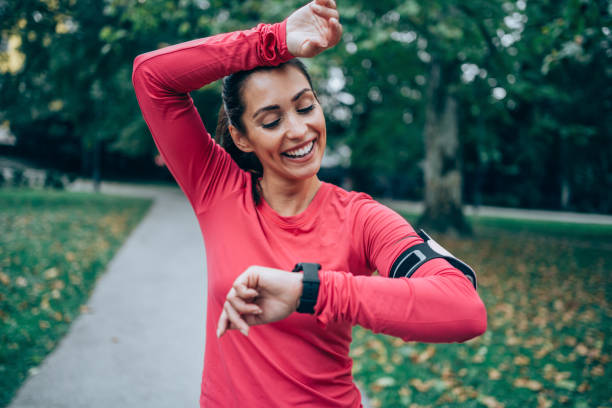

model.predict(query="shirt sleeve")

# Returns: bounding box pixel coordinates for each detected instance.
[313,198,487,343]
[132,22,293,212]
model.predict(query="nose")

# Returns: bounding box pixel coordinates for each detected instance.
[285,111,308,140]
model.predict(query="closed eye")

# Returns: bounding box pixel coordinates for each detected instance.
[298,105,314,114]
[262,119,281,129]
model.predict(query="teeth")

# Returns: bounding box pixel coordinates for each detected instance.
[284,141,314,157]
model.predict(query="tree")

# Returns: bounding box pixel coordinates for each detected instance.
[1,0,610,214]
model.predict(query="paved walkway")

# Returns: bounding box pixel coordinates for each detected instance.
[10,184,207,407]
[378,199,612,225]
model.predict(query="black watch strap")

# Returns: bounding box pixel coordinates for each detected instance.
[292,263,321,314]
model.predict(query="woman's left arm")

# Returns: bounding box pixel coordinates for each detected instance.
[313,200,487,343]
[217,200,486,343]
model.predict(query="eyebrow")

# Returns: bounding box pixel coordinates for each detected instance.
[252,88,312,119]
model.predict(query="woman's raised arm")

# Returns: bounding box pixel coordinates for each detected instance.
[133,24,295,213]
[132,1,340,212]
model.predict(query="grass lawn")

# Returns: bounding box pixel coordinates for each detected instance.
[351,213,611,408]
[0,189,152,407]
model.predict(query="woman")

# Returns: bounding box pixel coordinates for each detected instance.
[132,0,487,406]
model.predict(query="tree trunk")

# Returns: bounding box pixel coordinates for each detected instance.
[417,62,471,235]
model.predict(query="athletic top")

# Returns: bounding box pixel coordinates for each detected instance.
[132,20,487,408]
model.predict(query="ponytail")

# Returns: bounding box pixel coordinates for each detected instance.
[214,104,263,205]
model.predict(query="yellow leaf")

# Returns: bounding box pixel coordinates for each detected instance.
[514,378,542,391]
[564,336,577,346]
[514,355,530,366]
[537,394,552,408]
[413,345,436,363]
[576,343,588,356]
[488,368,501,380]
[44,267,59,279]
[52,280,65,290]
[0,272,10,285]
[410,378,432,392]
[478,395,505,408]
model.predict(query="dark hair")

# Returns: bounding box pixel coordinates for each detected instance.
[214,59,315,205]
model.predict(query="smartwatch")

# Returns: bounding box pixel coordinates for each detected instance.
[292,263,321,314]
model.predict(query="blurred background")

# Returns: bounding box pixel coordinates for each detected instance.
[1,0,611,215]
[1,1,611,407]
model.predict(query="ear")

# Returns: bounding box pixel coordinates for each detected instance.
[229,124,254,153]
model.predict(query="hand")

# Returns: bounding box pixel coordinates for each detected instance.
[216,266,303,338]
[286,0,343,58]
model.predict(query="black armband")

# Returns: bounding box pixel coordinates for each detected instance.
[389,229,477,289]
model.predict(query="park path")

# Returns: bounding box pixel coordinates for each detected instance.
[10,183,207,408]
[378,199,612,225]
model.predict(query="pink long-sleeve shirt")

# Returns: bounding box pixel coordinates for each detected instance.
[132,20,487,408]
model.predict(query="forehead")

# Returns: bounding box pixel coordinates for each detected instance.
[241,66,312,112]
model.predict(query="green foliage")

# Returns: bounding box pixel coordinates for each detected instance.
[1,0,610,210]
[351,216,612,407]
[0,189,151,407]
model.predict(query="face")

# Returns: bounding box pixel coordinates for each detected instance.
[230,65,326,185]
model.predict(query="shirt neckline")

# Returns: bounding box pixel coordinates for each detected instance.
[257,181,331,228]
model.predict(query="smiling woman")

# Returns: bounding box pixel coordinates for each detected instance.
[214,59,326,208]
[132,0,486,406]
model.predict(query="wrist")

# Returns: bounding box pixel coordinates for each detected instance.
[292,263,321,314]
[295,272,303,311]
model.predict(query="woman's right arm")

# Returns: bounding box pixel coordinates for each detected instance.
[132,22,293,211]
[132,0,340,211]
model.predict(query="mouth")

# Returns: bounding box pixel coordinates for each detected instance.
[281,139,316,159]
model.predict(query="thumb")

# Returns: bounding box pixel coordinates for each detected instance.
[301,39,325,57]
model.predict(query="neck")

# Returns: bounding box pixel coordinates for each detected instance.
[259,175,322,217]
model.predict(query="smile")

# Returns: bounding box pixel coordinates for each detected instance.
[281,139,316,158]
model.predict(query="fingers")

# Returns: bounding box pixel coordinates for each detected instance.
[328,17,343,46]
[216,308,228,338]
[300,39,321,58]
[227,290,262,315]
[217,283,261,338]
[311,2,339,21]
[314,0,336,9]
[233,281,258,299]
[220,300,250,337]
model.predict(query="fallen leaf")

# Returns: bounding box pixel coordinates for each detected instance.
[44,267,59,279]
[577,382,590,393]
[514,355,530,365]
[410,378,433,392]
[576,343,588,356]
[488,368,501,380]
[537,394,552,408]
[0,272,10,285]
[514,378,542,391]
[374,376,395,388]
[478,395,505,408]
[413,345,436,363]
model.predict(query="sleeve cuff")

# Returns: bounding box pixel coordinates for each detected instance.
[313,270,331,329]
[257,20,294,66]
